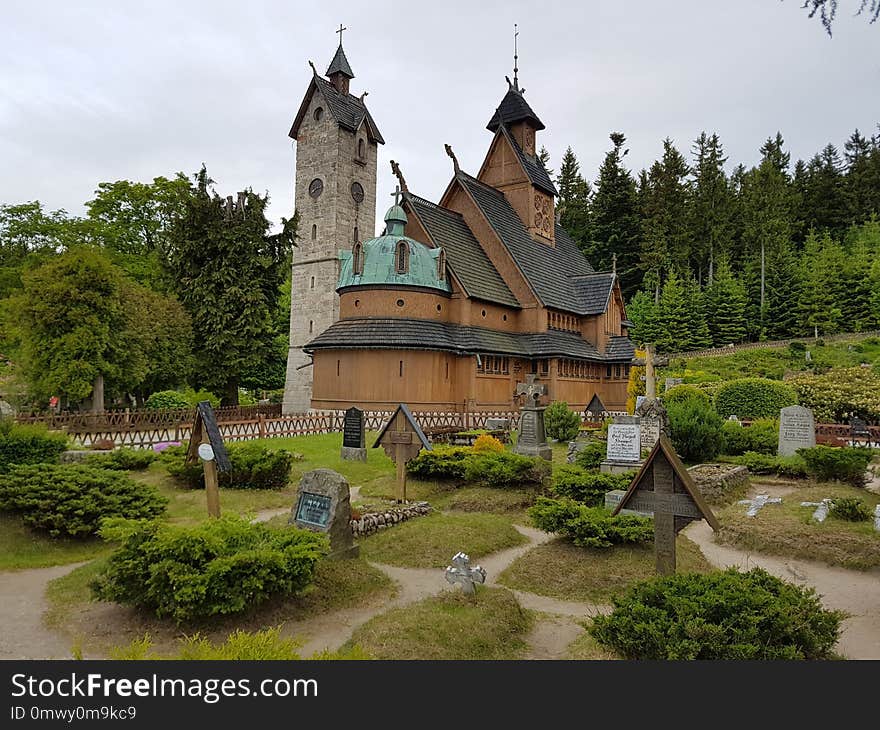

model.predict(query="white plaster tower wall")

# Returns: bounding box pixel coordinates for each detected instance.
[283,75,378,414]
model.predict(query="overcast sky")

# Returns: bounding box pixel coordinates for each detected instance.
[1,1,878,235]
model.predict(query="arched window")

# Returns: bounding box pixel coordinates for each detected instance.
[311,224,317,240]
[352,243,363,275]
[396,240,409,274]
[437,250,446,279]
[357,138,365,158]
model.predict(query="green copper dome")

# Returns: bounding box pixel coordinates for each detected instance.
[337,205,451,293]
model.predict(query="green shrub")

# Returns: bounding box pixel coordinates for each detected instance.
[464,451,550,488]
[529,497,653,548]
[797,446,872,487]
[91,516,327,621]
[406,446,471,480]
[573,440,607,470]
[788,367,880,422]
[543,401,581,442]
[180,388,221,408]
[144,391,191,410]
[829,497,873,522]
[552,466,632,506]
[164,443,296,489]
[589,567,844,659]
[85,448,157,471]
[720,418,778,456]
[662,384,710,408]
[0,463,167,537]
[0,420,69,472]
[732,451,809,478]
[667,398,724,462]
[714,378,797,419]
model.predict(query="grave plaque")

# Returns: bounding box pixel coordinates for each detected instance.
[778,405,816,456]
[290,468,358,558]
[341,406,366,461]
[606,423,641,462]
[613,434,719,575]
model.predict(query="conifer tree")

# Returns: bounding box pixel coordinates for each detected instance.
[654,270,690,352]
[704,259,747,345]
[844,129,880,224]
[587,133,641,297]
[626,288,660,346]
[683,273,712,349]
[689,132,732,282]
[797,231,846,336]
[556,147,591,244]
[538,146,553,177]
[800,144,847,238]
[763,241,801,339]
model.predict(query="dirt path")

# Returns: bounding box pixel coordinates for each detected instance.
[685,520,880,659]
[522,616,585,660]
[0,563,85,660]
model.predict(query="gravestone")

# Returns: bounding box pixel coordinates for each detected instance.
[613,434,719,575]
[373,403,432,502]
[290,468,358,558]
[635,398,667,451]
[513,375,552,461]
[601,416,642,474]
[778,405,816,456]
[340,406,366,461]
[664,377,684,391]
[486,417,510,431]
[444,552,486,596]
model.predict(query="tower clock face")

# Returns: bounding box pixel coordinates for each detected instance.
[350,181,365,203]
[308,178,324,199]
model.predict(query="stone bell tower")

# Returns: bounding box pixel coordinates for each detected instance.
[283,30,384,414]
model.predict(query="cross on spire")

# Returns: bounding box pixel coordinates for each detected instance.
[513,23,519,90]
[336,23,346,45]
[390,185,402,206]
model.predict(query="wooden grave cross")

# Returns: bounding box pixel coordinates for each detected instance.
[372,403,431,502]
[185,401,231,518]
[613,433,719,575]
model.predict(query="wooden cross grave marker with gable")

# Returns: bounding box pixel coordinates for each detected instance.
[373,403,432,503]
[612,433,719,575]
[185,401,231,518]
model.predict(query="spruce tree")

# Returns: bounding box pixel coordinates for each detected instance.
[763,241,801,339]
[844,129,880,224]
[797,231,845,336]
[654,270,690,352]
[587,132,641,297]
[626,288,660,346]
[689,132,732,282]
[556,147,591,244]
[683,273,712,349]
[800,144,847,238]
[704,259,747,345]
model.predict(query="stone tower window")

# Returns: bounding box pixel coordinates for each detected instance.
[311,224,317,240]
[353,226,359,243]
[357,138,365,158]
[396,241,409,274]
[310,276,315,289]
[308,178,323,199]
[352,243,363,275]
[309,320,314,334]
[313,107,324,121]
[437,250,446,280]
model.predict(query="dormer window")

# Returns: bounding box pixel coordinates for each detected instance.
[437,250,446,280]
[396,240,409,274]
[352,243,363,275]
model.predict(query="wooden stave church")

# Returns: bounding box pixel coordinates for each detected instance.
[301,63,635,413]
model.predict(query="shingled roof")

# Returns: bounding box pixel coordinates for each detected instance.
[487,87,545,132]
[458,173,610,314]
[499,125,557,196]
[404,193,519,308]
[570,273,616,315]
[289,73,384,144]
[326,44,354,78]
[305,318,634,362]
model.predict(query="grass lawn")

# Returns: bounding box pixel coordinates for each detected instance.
[716,483,880,570]
[0,514,114,571]
[497,536,713,603]
[45,554,396,659]
[359,512,528,568]
[566,622,619,660]
[345,586,532,659]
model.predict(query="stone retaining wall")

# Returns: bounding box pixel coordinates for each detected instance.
[350,502,431,537]
[687,463,750,502]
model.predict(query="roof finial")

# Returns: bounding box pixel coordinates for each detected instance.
[336,23,346,46]
[513,23,519,91]
[612,252,618,274]
[444,144,460,175]
[390,185,402,206]
[390,160,409,193]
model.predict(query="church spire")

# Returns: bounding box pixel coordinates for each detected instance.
[513,23,519,91]
[326,24,354,94]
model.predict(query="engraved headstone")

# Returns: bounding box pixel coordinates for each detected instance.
[290,468,358,558]
[444,552,486,596]
[613,434,719,575]
[606,420,641,462]
[778,405,816,456]
[513,375,551,461]
[635,398,667,452]
[340,406,366,461]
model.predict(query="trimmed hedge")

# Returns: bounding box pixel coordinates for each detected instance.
[144,390,191,410]
[164,443,297,490]
[714,378,797,420]
[662,384,711,408]
[529,497,653,548]
[667,398,724,462]
[0,420,69,472]
[720,419,778,456]
[543,401,581,442]
[590,567,844,659]
[0,463,167,537]
[91,516,327,621]
[85,448,157,471]
[551,466,632,507]
[797,446,872,487]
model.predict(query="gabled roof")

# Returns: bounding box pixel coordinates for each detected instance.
[487,87,545,132]
[326,44,354,78]
[372,403,432,451]
[570,273,616,315]
[404,193,519,308]
[289,73,384,143]
[605,336,636,361]
[498,125,557,196]
[457,173,603,314]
